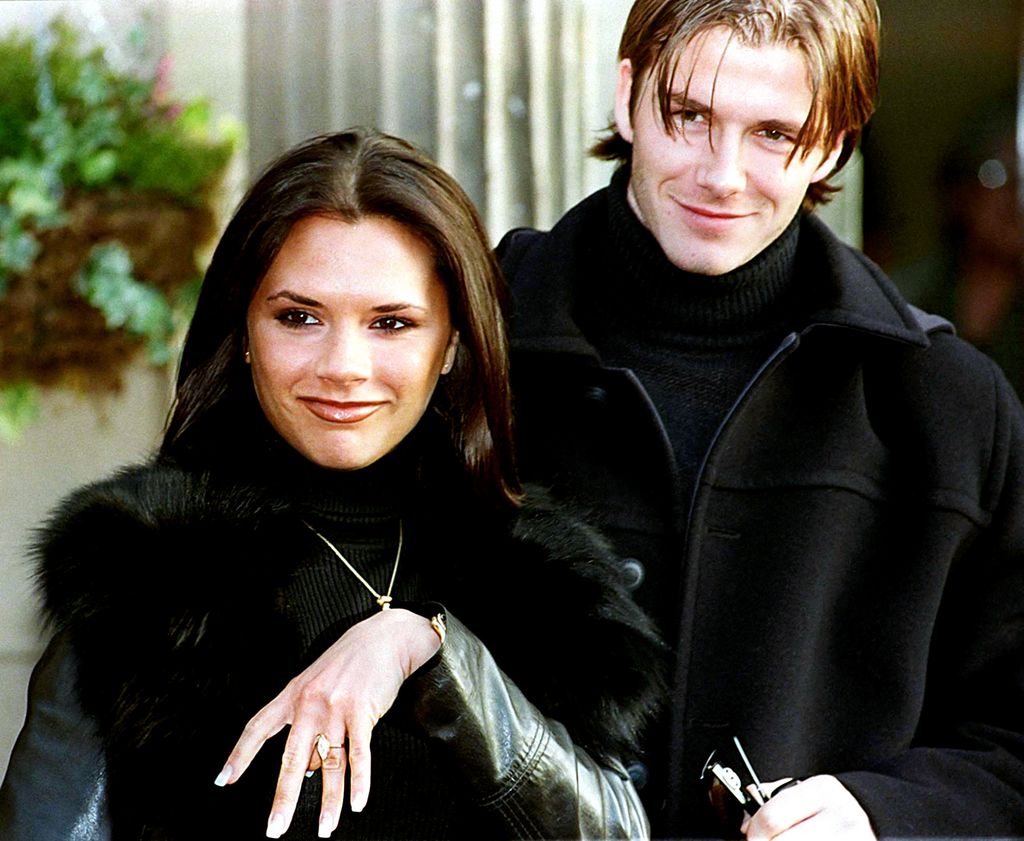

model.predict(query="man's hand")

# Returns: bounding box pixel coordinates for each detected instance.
[741,775,876,840]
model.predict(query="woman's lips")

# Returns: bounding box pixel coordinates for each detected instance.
[300,398,382,424]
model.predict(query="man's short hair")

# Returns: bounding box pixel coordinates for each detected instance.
[592,0,880,207]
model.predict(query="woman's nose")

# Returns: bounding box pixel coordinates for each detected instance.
[315,328,371,382]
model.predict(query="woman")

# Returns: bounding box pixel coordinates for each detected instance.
[0,129,663,840]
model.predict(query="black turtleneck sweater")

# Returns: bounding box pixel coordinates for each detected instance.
[245,440,464,840]
[580,167,804,515]
[574,169,807,826]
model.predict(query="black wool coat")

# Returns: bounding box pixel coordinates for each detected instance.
[499,189,1024,839]
[2,463,665,840]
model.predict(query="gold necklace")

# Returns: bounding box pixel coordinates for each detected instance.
[304,520,403,611]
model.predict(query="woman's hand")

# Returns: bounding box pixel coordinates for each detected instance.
[214,608,441,839]
[741,775,876,841]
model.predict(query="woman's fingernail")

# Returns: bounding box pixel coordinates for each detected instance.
[318,815,333,838]
[305,769,314,778]
[351,790,367,813]
[214,765,232,787]
[266,813,286,838]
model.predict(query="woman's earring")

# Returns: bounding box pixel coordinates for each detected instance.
[244,349,251,364]
[441,335,458,375]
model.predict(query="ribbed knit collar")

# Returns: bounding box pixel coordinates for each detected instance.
[248,418,410,527]
[582,166,802,345]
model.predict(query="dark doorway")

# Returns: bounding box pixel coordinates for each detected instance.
[862,0,1023,392]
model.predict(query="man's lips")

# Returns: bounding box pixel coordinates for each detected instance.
[676,200,749,221]
[299,398,383,424]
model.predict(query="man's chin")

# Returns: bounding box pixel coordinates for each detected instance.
[663,248,752,277]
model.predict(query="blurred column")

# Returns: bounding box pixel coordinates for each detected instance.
[1017,3,1024,223]
[436,0,487,218]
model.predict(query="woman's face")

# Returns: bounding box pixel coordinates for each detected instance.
[246,215,458,471]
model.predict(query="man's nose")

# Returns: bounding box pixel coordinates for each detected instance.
[696,132,746,197]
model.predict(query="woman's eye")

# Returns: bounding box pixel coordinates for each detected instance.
[371,316,412,332]
[275,309,320,327]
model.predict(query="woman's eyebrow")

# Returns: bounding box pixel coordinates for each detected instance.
[266,289,322,307]
[372,302,428,314]
[265,292,430,314]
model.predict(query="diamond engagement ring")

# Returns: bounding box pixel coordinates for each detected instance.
[315,734,345,770]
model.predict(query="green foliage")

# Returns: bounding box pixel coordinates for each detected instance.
[0,35,38,158]
[73,243,175,365]
[0,19,234,201]
[0,381,40,444]
[0,16,238,442]
[0,16,236,287]
[0,158,66,293]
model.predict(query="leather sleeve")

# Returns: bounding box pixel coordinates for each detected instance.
[0,632,111,841]
[407,612,650,840]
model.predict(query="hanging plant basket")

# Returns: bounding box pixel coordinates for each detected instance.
[0,16,239,441]
[0,191,214,392]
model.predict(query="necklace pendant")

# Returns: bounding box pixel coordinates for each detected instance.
[305,520,403,613]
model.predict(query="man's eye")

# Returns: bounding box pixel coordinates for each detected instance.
[675,110,705,125]
[760,129,793,144]
[671,110,709,135]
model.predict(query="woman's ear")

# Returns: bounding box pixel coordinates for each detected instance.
[441,330,460,375]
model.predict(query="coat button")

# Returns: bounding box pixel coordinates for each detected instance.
[626,761,649,789]
[582,385,609,404]
[621,557,645,590]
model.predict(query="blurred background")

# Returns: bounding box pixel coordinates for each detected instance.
[0,0,1020,778]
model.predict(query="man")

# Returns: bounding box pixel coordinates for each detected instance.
[498,1,1024,838]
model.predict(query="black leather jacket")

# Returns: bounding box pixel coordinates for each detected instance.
[0,464,664,840]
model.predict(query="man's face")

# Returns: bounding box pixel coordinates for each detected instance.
[614,27,844,276]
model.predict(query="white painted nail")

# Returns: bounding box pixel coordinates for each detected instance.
[214,766,231,787]
[266,813,286,838]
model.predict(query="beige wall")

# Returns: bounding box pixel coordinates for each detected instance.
[0,0,246,779]
[0,367,172,778]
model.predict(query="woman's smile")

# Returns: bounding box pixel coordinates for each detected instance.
[246,215,458,470]
[299,398,385,424]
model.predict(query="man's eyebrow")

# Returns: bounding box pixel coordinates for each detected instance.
[668,93,805,137]
[669,94,710,114]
